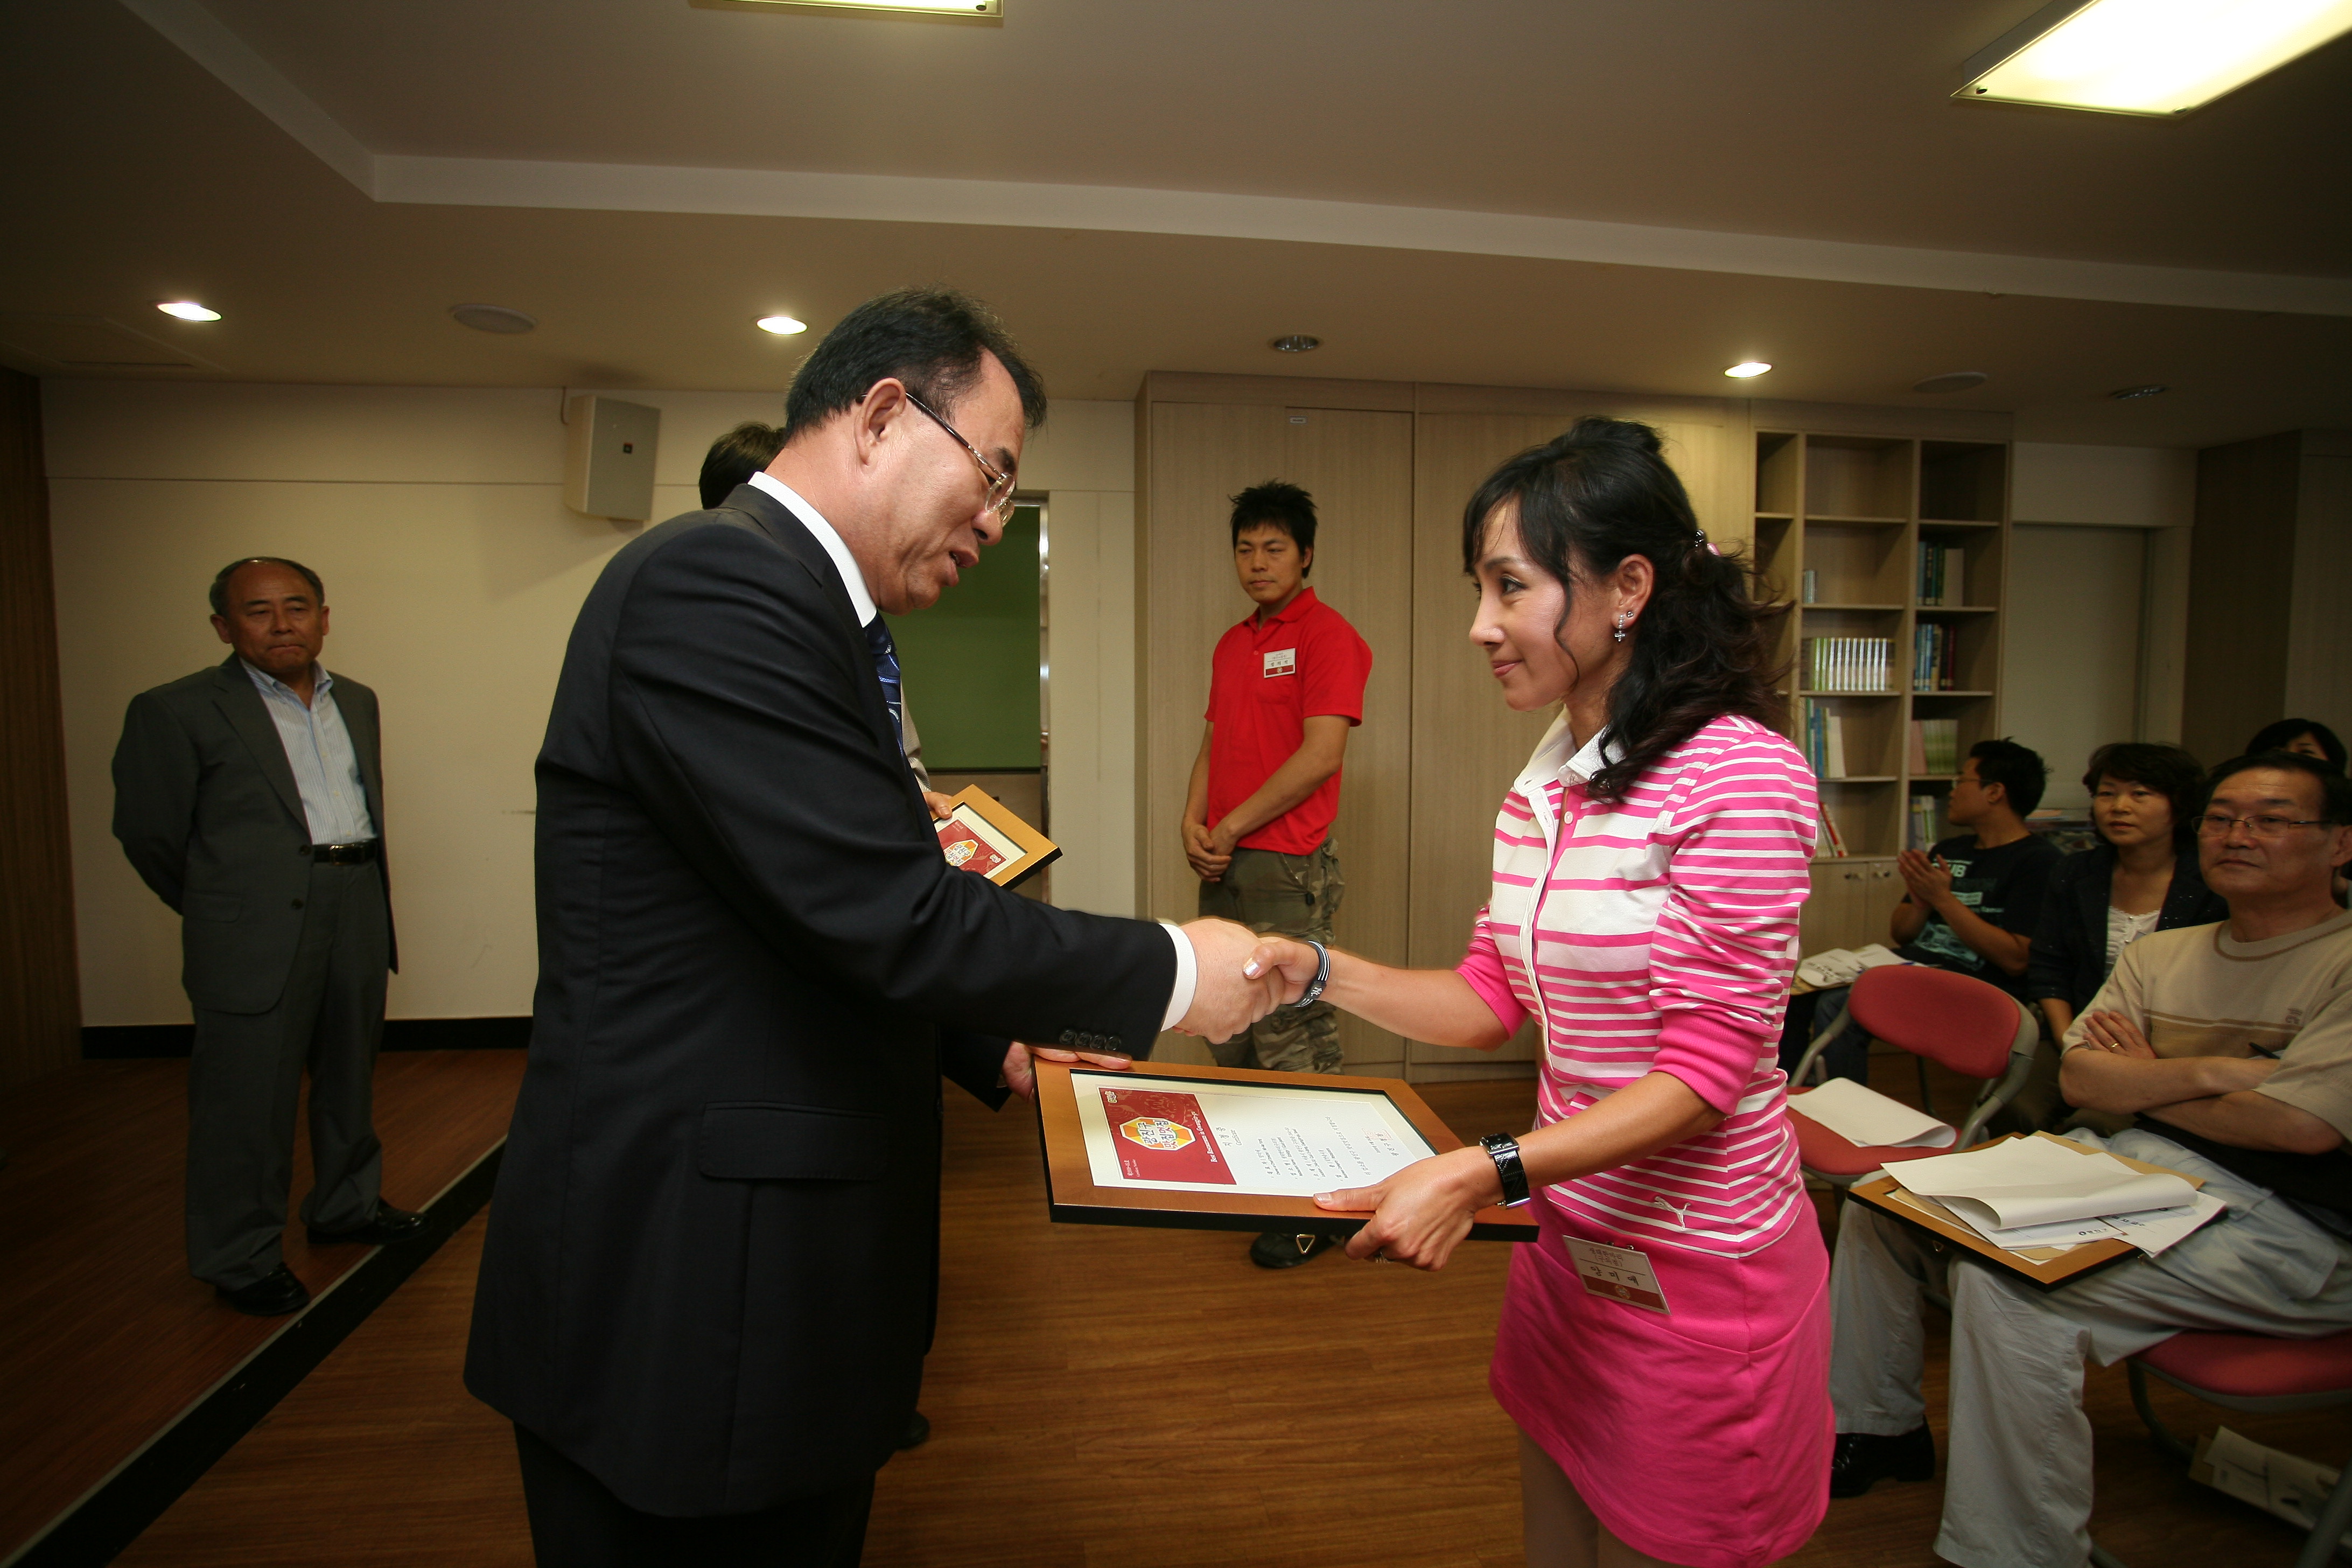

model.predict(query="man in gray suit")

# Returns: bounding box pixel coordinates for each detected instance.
[113,557,423,1315]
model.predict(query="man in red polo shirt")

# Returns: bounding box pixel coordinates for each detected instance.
[1182,480,1372,1268]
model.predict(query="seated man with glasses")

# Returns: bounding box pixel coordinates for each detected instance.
[1823,749,2352,1568]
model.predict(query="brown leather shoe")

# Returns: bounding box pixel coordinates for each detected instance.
[216,1265,310,1317]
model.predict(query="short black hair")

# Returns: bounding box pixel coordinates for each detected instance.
[209,557,324,617]
[2083,741,2207,852]
[1969,737,2048,817]
[699,421,785,509]
[1229,480,1318,565]
[2245,718,2348,773]
[2208,750,2352,828]
[780,288,1046,445]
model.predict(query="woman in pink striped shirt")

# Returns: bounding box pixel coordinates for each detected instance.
[1250,418,1827,1567]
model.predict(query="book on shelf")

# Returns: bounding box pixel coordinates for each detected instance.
[1802,699,1850,779]
[1911,621,1959,692]
[1818,804,1849,858]
[1908,717,1959,775]
[1804,636,1891,694]
[1907,793,1941,851]
[1916,542,1967,607]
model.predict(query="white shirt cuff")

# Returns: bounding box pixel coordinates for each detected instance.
[1160,921,1196,1031]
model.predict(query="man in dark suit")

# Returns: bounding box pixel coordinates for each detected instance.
[113,557,423,1317]
[466,289,1279,1565]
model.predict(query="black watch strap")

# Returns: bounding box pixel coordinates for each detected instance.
[1480,1133,1532,1207]
[1286,939,1331,1009]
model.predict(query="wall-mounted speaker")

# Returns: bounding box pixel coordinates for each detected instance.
[563,395,661,522]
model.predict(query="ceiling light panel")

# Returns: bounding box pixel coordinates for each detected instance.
[699,0,1002,16]
[1958,0,2352,116]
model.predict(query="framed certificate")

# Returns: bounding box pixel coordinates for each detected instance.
[1032,1059,1538,1242]
[936,783,1059,890]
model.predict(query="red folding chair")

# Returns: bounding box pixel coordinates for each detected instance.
[1784,964,2039,1190]
[2088,1328,2352,1568]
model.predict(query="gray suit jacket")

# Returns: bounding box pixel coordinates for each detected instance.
[112,654,396,1014]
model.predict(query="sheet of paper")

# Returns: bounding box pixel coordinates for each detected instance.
[1791,1077,1956,1149]
[1896,1138,2196,1230]
[2106,1191,2228,1257]
[1071,1070,1437,1197]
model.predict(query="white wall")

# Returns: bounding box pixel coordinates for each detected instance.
[2001,525,2147,808]
[45,381,1137,1025]
[2010,440,2197,748]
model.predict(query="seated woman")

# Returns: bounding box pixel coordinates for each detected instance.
[1249,417,1826,1567]
[2027,741,2227,1043]
[2248,717,2347,774]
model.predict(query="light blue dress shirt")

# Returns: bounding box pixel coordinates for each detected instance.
[241,660,377,844]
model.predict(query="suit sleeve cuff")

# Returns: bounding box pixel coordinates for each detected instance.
[1160,921,1197,1031]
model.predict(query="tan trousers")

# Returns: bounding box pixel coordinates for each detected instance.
[1521,1432,1686,1568]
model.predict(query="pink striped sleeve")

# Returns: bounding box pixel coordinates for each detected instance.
[1648,732,1816,1114]
[1456,906,1529,1035]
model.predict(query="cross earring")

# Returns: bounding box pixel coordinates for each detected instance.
[1613,612,1631,643]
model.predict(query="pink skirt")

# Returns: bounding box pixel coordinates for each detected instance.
[1490,1199,1832,1568]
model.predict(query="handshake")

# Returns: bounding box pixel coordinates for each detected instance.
[1172,918,1324,1043]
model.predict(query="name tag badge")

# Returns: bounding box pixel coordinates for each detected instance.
[1565,1236,1670,1315]
[1262,648,1297,678]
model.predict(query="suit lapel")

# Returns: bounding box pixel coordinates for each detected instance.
[211,656,310,832]
[721,484,905,765]
[336,677,388,836]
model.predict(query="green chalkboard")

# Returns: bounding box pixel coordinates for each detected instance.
[885,505,1042,770]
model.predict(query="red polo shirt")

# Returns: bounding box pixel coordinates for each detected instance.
[1204,586,1371,856]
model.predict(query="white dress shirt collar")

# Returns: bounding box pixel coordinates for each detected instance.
[747,471,877,627]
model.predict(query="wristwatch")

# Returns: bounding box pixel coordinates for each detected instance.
[1479,1133,1532,1207]
[1286,939,1331,1009]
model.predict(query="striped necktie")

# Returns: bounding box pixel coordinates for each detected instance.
[863,617,906,756]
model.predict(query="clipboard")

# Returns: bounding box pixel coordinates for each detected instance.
[935,783,1059,890]
[1849,1131,2207,1291]
[1031,1058,1539,1243]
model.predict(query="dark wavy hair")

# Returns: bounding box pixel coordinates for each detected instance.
[1459,417,1787,802]
[2083,741,2206,852]
[2245,718,2347,773]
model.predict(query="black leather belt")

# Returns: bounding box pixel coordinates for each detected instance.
[309,841,379,865]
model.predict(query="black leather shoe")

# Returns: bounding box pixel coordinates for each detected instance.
[897,1411,932,1451]
[216,1265,310,1317]
[307,1202,428,1247]
[1829,1425,1936,1498]
[1249,1231,1334,1270]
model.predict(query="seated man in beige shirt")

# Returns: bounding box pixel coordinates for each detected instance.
[1823,750,2352,1568]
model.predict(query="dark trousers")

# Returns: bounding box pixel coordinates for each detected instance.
[514,1424,874,1568]
[185,859,389,1289]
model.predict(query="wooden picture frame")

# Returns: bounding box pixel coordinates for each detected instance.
[1032,1058,1539,1242]
[936,783,1059,890]
[1848,1131,2207,1291]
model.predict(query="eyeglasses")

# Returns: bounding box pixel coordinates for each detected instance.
[2194,813,2332,839]
[903,390,1018,524]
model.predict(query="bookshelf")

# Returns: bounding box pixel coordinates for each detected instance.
[1758,428,2011,953]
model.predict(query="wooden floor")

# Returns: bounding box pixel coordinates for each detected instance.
[0,1049,525,1560]
[110,1068,2344,1566]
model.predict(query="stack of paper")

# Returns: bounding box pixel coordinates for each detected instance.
[1789,1078,1955,1149]
[1892,1136,2224,1257]
[1796,943,1906,989]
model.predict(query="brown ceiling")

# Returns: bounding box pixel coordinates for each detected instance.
[6,0,2350,447]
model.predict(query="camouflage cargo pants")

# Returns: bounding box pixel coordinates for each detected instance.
[1196,841,1343,1075]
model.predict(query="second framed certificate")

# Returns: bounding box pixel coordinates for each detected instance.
[1032,1059,1538,1243]
[935,783,1059,890]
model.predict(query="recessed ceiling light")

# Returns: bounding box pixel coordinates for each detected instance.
[2110,384,2169,400]
[156,302,221,322]
[1913,371,1990,394]
[1270,334,1321,353]
[756,316,808,335]
[1724,361,1772,379]
[1957,0,2352,116]
[449,303,538,335]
